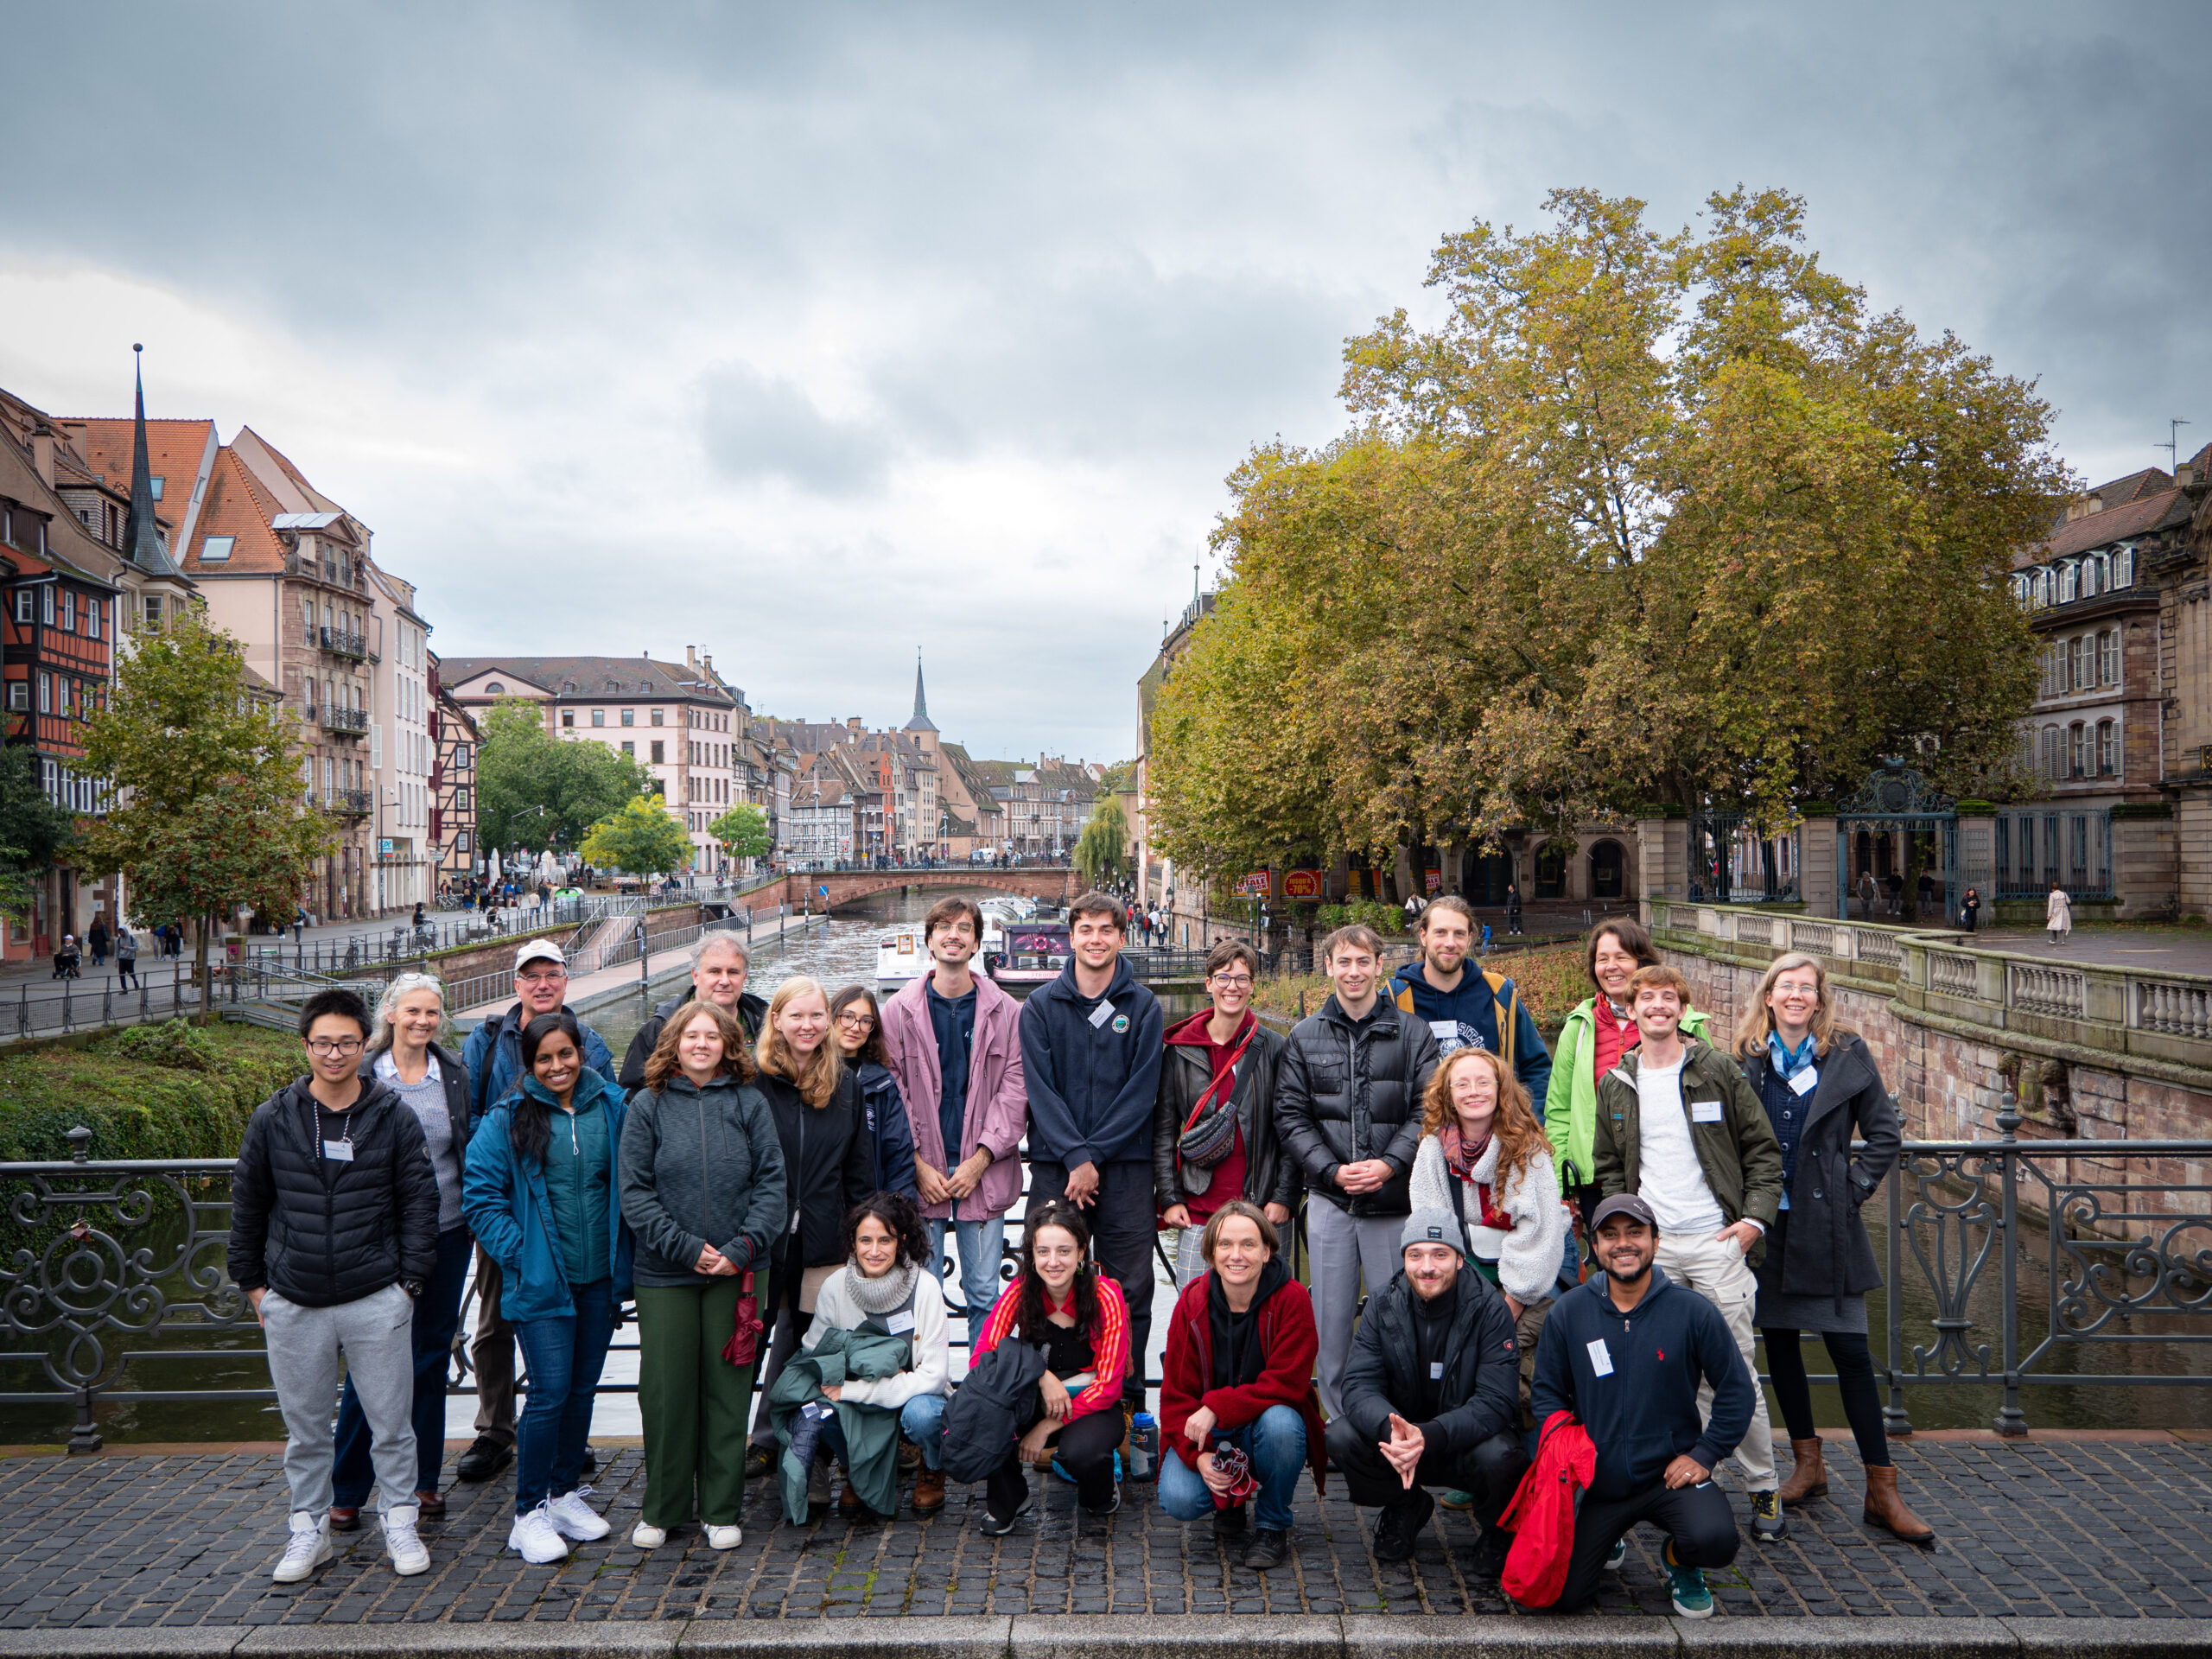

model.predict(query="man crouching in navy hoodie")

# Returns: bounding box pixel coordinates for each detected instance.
[1020,889,1165,1408]
[1529,1193,1750,1618]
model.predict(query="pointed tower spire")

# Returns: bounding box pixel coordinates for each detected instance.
[122,345,182,577]
[904,648,938,737]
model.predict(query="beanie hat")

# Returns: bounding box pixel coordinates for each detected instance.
[1401,1208,1465,1257]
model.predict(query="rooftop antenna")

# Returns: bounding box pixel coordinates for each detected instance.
[2158,418,2191,472]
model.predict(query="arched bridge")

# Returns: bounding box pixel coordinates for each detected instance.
[734,867,1079,914]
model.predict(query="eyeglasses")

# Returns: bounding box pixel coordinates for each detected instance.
[836,1013,874,1029]
[518,969,567,985]
[307,1038,363,1058]
[1209,974,1254,989]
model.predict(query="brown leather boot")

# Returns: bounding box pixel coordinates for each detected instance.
[914,1466,947,1514]
[1862,1462,1936,1546]
[1777,1437,1828,1503]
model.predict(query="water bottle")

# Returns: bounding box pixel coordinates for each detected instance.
[1128,1411,1159,1482]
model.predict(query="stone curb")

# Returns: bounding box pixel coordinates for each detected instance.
[0,1614,2205,1659]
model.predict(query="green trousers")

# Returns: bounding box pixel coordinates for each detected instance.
[635,1278,759,1529]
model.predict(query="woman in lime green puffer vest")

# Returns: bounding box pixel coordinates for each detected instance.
[1544,918,1708,1274]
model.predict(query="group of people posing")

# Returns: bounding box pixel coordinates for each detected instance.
[226,888,1930,1618]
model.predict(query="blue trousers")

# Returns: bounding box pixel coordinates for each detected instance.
[332,1225,473,1506]
[511,1276,616,1514]
[927,1216,1009,1325]
[1156,1403,1307,1533]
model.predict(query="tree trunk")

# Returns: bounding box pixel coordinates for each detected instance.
[194,915,213,1027]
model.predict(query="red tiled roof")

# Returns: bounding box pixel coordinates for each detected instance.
[60,418,215,537]
[2019,482,2193,567]
[183,446,291,573]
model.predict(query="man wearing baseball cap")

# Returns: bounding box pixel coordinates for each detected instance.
[1323,1207,1528,1574]
[1528,1193,1751,1618]
[453,938,620,1483]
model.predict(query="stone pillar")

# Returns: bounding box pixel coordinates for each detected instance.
[1797,813,1839,919]
[2180,787,2212,919]
[1637,815,1688,926]
[2111,807,2177,919]
[1956,804,1996,924]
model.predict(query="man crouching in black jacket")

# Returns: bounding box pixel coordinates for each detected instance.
[229,988,440,1585]
[1324,1209,1527,1574]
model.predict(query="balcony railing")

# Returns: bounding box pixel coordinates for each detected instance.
[323,706,368,735]
[319,788,372,816]
[319,626,367,660]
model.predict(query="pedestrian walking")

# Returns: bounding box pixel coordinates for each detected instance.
[619,1001,785,1551]
[1504,885,1523,937]
[1154,940,1293,1288]
[87,918,109,969]
[1154,1200,1322,1570]
[2046,881,2073,945]
[1592,964,1787,1541]
[1961,887,1981,931]
[1019,890,1165,1410]
[461,1007,630,1564]
[1274,923,1440,1418]
[113,925,139,990]
[1884,873,1903,918]
[226,988,438,1583]
[830,985,919,1201]
[880,898,1028,1338]
[1732,955,1932,1546]
[1857,870,1878,923]
[328,974,474,1533]
[1916,872,1936,919]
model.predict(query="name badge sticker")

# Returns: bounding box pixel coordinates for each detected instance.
[1586,1338,1614,1377]
[1788,1068,1818,1098]
[1429,1020,1456,1042]
[1089,1000,1115,1029]
[1429,1361,1445,1380]
[1690,1099,1725,1123]
[322,1140,354,1162]
[885,1310,916,1335]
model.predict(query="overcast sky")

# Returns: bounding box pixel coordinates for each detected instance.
[3,3,2204,764]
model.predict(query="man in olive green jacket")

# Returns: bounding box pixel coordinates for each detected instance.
[1592,963,1788,1540]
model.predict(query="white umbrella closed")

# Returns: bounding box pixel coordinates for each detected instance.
[488,849,503,883]
[538,851,560,882]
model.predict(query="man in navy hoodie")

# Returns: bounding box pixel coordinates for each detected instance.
[1529,1193,1750,1618]
[1389,896,1551,1106]
[1020,889,1165,1408]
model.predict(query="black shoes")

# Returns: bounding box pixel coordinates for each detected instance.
[1214,1502,1248,1539]
[977,1496,1033,1536]
[1243,1528,1290,1571]
[454,1435,513,1483]
[1371,1489,1435,1563]
[1469,1525,1511,1581]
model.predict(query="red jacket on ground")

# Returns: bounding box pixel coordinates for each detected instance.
[1500,1410,1597,1609]
[1158,1270,1327,1495]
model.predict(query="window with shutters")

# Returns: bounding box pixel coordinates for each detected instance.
[2073,635,2096,690]
[2099,629,2120,685]
[2069,722,2088,779]
[2097,720,2119,777]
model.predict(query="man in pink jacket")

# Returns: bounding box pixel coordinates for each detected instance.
[881,897,1028,1331]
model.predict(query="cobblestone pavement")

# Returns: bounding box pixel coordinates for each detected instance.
[1,1436,2209,1629]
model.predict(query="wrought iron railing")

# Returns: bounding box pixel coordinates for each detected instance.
[4,969,204,1041]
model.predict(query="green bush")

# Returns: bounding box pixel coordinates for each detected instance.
[1313,899,1406,937]
[0,1022,303,1163]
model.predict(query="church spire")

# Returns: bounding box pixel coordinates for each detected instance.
[904,649,939,735]
[122,345,183,577]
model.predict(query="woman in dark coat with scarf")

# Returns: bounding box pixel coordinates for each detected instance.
[1732,952,1930,1545]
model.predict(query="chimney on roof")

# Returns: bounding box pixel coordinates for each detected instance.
[29,421,54,487]
[2179,461,2196,489]
[847,716,862,737]
[687,645,698,670]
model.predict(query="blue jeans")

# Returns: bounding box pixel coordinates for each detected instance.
[332,1225,473,1506]
[511,1276,616,1514]
[1156,1403,1306,1533]
[927,1216,1008,1325]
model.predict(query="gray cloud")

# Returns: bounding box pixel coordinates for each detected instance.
[697,363,893,494]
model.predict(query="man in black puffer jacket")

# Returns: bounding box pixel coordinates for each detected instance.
[617,932,768,1091]
[229,988,440,1584]
[1274,923,1440,1416]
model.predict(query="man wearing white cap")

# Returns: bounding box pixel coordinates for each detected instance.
[1323,1206,1528,1575]
[454,938,619,1483]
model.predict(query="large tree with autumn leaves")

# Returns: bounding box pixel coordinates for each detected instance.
[1148,187,2070,892]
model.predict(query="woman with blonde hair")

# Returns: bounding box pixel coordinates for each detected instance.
[1731,952,1928,1544]
[328,972,473,1530]
[619,1001,785,1550]
[745,976,876,1484]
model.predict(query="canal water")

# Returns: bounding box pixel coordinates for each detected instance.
[3,883,2203,1443]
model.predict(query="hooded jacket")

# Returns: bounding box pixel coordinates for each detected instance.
[1338,1266,1520,1458]
[1390,960,1553,1109]
[1544,999,1710,1192]
[1592,1038,1784,1263]
[228,1077,441,1308]
[462,1001,617,1119]
[461,1069,633,1323]
[618,988,769,1092]
[1531,1268,1752,1501]
[1158,1260,1326,1493]
[1152,1009,1294,1213]
[1274,994,1440,1218]
[758,1065,875,1274]
[1018,956,1164,1169]
[851,1058,920,1201]
[617,1071,786,1286]
[1736,1031,1900,1300]
[881,969,1027,1221]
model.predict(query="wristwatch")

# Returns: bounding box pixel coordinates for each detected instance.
[400,1280,424,1300]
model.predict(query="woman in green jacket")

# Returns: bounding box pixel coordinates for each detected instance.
[1542,918,1708,1287]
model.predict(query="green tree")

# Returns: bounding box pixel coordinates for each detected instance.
[0,746,77,923]
[1074,798,1130,887]
[582,794,694,876]
[76,613,335,1020]
[709,803,771,861]
[476,698,653,853]
[1153,186,2067,887]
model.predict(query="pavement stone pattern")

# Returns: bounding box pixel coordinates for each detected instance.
[1,1438,2209,1628]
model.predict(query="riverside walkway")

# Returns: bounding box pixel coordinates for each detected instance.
[0,1433,2207,1652]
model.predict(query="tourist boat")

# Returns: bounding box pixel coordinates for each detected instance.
[986,920,1070,984]
[876,929,928,982]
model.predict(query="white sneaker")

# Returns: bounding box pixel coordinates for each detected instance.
[705,1523,742,1550]
[508,1502,570,1564]
[631,1522,667,1549]
[547,1487,611,1542]
[273,1511,333,1583]
[384,1508,429,1577]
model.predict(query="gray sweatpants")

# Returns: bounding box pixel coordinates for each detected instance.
[1307,1199,1412,1420]
[262,1282,418,1518]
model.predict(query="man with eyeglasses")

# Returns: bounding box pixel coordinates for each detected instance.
[229,988,440,1582]
[1154,940,1294,1287]
[616,932,766,1092]
[454,939,620,1483]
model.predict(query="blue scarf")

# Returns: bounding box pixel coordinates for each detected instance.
[1767,1030,1817,1080]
